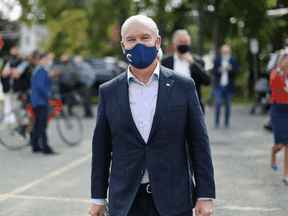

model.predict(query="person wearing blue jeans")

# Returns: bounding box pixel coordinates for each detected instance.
[213,45,239,128]
[215,87,233,127]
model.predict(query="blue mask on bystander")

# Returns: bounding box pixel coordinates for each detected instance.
[125,43,158,69]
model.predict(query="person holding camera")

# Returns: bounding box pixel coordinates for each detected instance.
[212,45,239,128]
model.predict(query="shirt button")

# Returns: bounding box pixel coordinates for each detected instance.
[145,147,150,152]
[144,103,147,106]
[144,122,148,125]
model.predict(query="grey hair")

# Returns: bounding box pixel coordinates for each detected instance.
[173,29,191,42]
[121,15,159,44]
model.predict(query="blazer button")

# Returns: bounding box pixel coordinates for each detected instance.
[141,170,144,175]
[145,147,150,152]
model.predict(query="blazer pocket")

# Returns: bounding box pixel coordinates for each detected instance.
[109,168,126,206]
[171,162,191,204]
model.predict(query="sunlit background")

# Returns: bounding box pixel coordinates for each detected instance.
[0,0,288,103]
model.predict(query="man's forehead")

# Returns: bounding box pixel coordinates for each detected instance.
[222,46,230,52]
[175,33,190,42]
[123,22,154,37]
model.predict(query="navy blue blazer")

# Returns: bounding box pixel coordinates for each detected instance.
[91,66,215,216]
[212,56,239,92]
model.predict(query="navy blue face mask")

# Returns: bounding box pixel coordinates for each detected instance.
[125,43,158,69]
[177,45,189,54]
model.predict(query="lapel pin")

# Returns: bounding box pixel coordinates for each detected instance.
[166,83,170,87]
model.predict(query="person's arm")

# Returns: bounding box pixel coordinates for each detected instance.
[11,61,30,79]
[267,52,278,72]
[186,79,215,215]
[212,58,221,76]
[186,79,215,198]
[35,69,51,100]
[1,61,11,78]
[190,58,211,86]
[227,57,239,75]
[89,85,112,215]
[270,70,288,95]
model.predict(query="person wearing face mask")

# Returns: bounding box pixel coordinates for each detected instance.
[212,45,239,128]
[269,52,288,185]
[89,15,215,216]
[30,50,57,155]
[58,54,79,116]
[1,47,32,126]
[161,29,211,114]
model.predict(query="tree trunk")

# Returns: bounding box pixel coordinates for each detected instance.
[197,1,204,56]
[213,0,221,55]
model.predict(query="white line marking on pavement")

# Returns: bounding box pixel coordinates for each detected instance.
[0,153,92,203]
[218,206,282,211]
[0,194,91,203]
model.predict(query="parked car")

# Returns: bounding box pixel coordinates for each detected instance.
[52,57,128,96]
[85,57,128,95]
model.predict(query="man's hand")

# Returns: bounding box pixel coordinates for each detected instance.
[226,64,232,71]
[49,70,61,78]
[1,69,11,77]
[89,203,106,216]
[11,68,21,79]
[183,53,195,65]
[284,86,288,93]
[195,200,215,216]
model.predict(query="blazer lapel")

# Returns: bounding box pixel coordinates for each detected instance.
[148,66,174,142]
[116,72,146,145]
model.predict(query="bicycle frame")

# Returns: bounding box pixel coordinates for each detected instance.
[17,95,63,122]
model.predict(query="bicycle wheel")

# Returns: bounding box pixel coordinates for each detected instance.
[0,109,31,150]
[55,110,83,146]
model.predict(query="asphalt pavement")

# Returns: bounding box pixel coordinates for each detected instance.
[0,104,287,216]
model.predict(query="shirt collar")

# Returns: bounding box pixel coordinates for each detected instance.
[173,52,188,63]
[127,60,160,83]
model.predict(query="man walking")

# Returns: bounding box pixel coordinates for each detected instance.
[89,15,215,216]
[161,29,211,114]
[213,45,239,128]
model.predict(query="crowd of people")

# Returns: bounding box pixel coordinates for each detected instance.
[0,47,97,154]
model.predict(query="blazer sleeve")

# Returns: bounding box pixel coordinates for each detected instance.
[91,85,112,199]
[229,57,239,75]
[190,59,211,86]
[185,79,216,199]
[212,58,221,76]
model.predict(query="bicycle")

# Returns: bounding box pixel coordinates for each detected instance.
[0,91,84,150]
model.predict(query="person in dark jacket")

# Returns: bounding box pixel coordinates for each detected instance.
[30,50,56,154]
[161,29,211,114]
[212,45,239,128]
